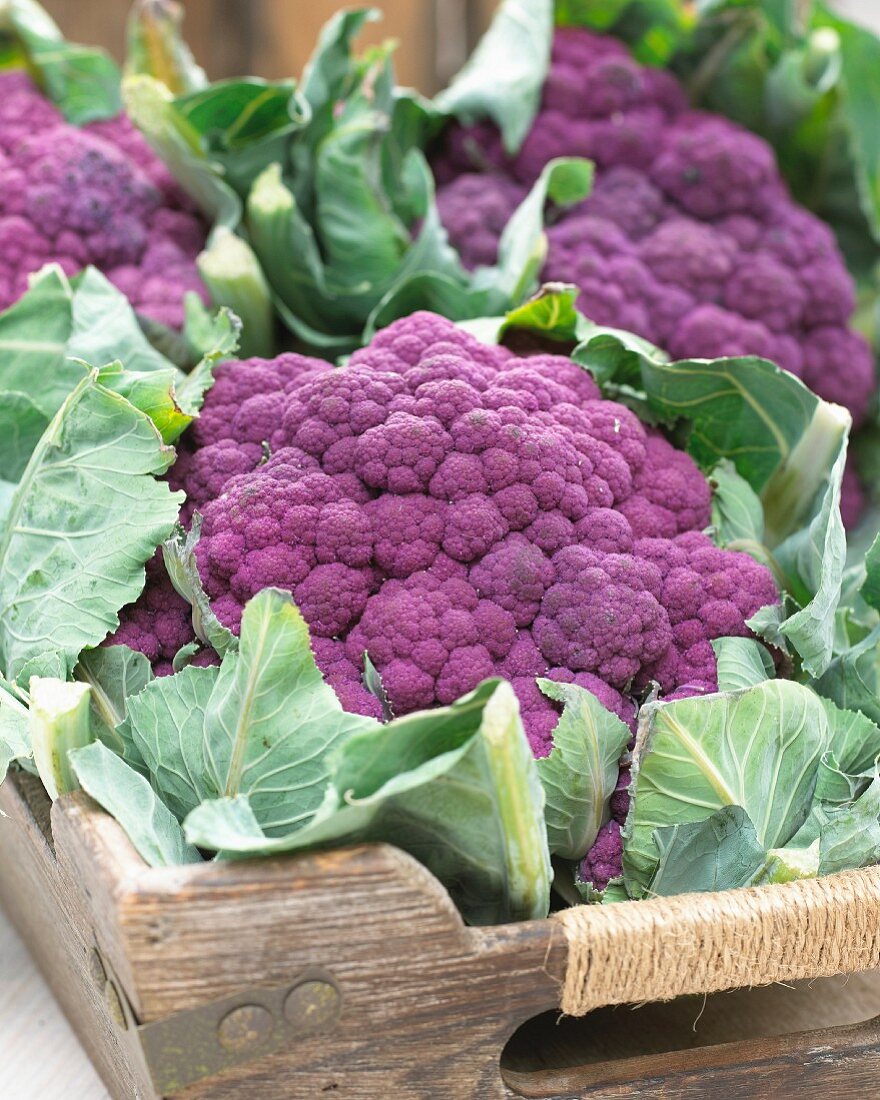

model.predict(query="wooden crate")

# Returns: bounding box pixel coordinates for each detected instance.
[2,769,880,1099]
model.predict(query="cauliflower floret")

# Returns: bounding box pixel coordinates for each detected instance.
[650,114,780,219]
[801,327,876,417]
[533,546,672,687]
[580,820,623,892]
[0,70,208,327]
[434,173,525,271]
[109,552,193,676]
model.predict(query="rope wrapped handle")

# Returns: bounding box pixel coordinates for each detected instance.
[553,865,880,1016]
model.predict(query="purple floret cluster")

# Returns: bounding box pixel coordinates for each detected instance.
[111,552,219,677]
[0,70,209,328]
[434,27,876,450]
[115,312,778,774]
[580,819,623,892]
[113,312,780,883]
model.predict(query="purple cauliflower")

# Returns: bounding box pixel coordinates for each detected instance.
[435,174,527,270]
[0,70,208,328]
[433,28,876,435]
[110,552,197,677]
[114,312,777,763]
[112,312,782,888]
[580,820,623,892]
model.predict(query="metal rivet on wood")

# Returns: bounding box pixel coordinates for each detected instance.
[136,971,343,1093]
[216,1004,275,1053]
[283,980,341,1032]
[87,939,343,1090]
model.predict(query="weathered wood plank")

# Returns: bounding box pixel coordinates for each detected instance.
[503,1013,880,1098]
[39,0,457,90]
[179,0,254,81]
[0,908,109,1098]
[503,971,880,1074]
[7,771,880,1099]
[250,0,438,88]
[41,0,130,56]
[2,775,567,1098]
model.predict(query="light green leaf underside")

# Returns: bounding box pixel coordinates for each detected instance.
[70,741,201,867]
[185,680,551,925]
[0,373,183,680]
[536,679,630,860]
[711,637,775,692]
[624,680,829,895]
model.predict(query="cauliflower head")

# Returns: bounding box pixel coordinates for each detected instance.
[113,311,781,883]
[115,311,778,754]
[0,70,208,328]
[433,28,875,447]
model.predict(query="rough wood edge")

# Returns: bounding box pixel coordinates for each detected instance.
[0,774,156,1097]
[3,775,569,1097]
[7,771,880,1098]
[50,787,562,1019]
[30,773,880,1021]
[502,1013,880,1098]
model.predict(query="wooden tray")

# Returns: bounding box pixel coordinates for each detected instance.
[1,769,879,1099]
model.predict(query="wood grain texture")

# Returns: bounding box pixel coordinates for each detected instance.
[4,770,880,1099]
[40,0,130,59]
[1,775,567,1098]
[504,972,880,1071]
[250,0,438,89]
[504,1013,880,1098]
[37,0,465,91]
[0,776,155,1099]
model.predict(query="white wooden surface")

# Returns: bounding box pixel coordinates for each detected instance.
[0,906,108,1100]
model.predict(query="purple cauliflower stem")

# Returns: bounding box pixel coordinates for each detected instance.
[112,312,780,885]
[0,70,209,328]
[433,28,875,433]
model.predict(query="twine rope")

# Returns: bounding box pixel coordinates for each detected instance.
[553,866,880,1016]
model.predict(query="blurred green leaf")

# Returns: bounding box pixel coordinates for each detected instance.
[125,0,207,95]
[0,0,121,122]
[436,0,554,152]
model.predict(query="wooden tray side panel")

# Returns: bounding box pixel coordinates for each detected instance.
[503,1015,880,1099]
[3,779,568,1099]
[0,776,156,1099]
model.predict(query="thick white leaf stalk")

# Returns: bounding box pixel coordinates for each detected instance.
[29,677,92,800]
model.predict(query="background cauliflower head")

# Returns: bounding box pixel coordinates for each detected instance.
[433,28,875,522]
[0,70,209,328]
